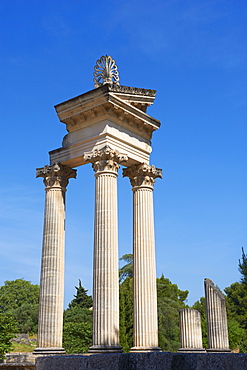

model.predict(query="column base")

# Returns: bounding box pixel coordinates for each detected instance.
[88,345,123,353]
[206,348,231,353]
[130,346,161,353]
[178,348,206,353]
[33,347,66,355]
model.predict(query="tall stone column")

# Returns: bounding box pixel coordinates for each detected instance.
[85,146,127,353]
[123,163,162,352]
[204,278,231,352]
[178,309,205,352]
[34,163,76,355]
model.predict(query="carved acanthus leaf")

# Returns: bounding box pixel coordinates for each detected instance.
[123,163,162,188]
[84,146,128,174]
[36,163,77,189]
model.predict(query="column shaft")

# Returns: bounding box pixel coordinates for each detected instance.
[85,146,127,353]
[34,163,76,355]
[123,163,162,352]
[178,309,205,352]
[204,278,230,352]
[133,187,158,349]
[93,171,120,349]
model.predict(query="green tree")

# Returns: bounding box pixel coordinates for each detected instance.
[119,254,133,282]
[0,279,39,334]
[0,313,16,361]
[10,303,39,334]
[119,277,133,352]
[224,248,247,352]
[68,280,92,309]
[239,247,247,286]
[63,321,92,354]
[119,254,190,352]
[157,275,188,352]
[228,320,245,350]
[225,282,247,329]
[63,282,93,353]
[0,279,39,312]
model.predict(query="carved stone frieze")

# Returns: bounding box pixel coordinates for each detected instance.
[107,84,156,97]
[36,163,77,189]
[123,163,162,188]
[84,146,128,174]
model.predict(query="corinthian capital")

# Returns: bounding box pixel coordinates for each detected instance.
[84,146,128,174]
[123,163,162,188]
[36,163,77,189]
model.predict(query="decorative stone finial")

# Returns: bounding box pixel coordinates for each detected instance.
[94,55,120,88]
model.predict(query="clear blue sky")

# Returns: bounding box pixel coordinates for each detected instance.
[0,0,246,307]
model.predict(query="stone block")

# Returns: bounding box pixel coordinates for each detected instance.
[35,352,247,370]
[127,352,172,370]
[172,353,247,370]
[35,355,87,370]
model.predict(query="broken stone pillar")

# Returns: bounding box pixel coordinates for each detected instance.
[123,163,162,352]
[178,308,205,353]
[204,278,231,352]
[34,163,76,355]
[85,146,127,353]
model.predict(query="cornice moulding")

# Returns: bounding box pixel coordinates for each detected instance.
[54,85,160,136]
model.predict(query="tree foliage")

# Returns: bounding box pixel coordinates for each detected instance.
[68,279,93,309]
[119,277,133,352]
[157,275,188,352]
[0,279,39,334]
[63,321,92,354]
[0,279,39,312]
[0,313,16,361]
[119,255,189,352]
[239,248,247,287]
[224,248,247,352]
[119,254,133,282]
[10,303,39,334]
[63,281,93,353]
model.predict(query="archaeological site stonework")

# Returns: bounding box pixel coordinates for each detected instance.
[33,57,231,368]
[34,56,162,355]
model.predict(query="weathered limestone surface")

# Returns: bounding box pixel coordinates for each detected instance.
[34,164,76,355]
[4,353,35,364]
[123,164,162,352]
[178,309,205,353]
[35,353,247,370]
[204,278,230,352]
[51,84,160,168]
[36,59,163,356]
[85,147,127,353]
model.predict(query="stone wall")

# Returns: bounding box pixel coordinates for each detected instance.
[35,352,247,370]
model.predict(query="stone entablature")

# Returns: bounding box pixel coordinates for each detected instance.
[50,84,160,168]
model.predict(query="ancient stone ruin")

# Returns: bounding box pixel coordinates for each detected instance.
[34,55,162,355]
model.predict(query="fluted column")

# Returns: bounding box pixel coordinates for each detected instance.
[85,146,127,353]
[123,163,162,352]
[34,163,76,355]
[204,278,231,352]
[178,309,205,353]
